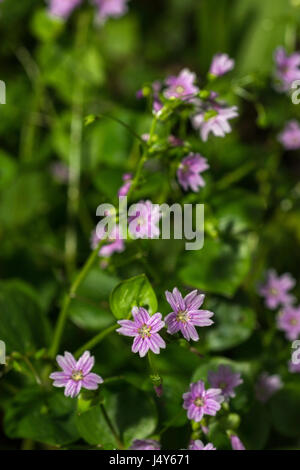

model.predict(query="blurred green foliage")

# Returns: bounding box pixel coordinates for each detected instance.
[0,0,300,451]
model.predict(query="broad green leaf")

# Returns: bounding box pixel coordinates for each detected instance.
[0,151,17,189]
[110,274,157,319]
[0,280,51,354]
[239,402,270,450]
[4,387,79,446]
[69,268,119,330]
[205,300,256,351]
[0,172,51,229]
[31,9,64,42]
[76,405,117,449]
[270,384,300,438]
[77,383,157,448]
[103,383,157,447]
[179,237,253,297]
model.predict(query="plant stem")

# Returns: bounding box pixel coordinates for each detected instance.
[22,356,42,385]
[65,12,90,277]
[74,324,118,358]
[49,240,105,359]
[100,403,124,449]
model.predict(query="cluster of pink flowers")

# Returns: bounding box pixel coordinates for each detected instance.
[137,53,238,142]
[117,287,215,357]
[91,224,125,257]
[273,47,300,150]
[48,0,129,22]
[258,268,300,383]
[259,269,300,341]
[274,46,300,92]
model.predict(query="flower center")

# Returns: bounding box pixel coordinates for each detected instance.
[290,318,298,326]
[194,397,204,407]
[175,85,185,94]
[270,288,278,296]
[180,163,190,174]
[219,381,227,390]
[176,310,189,323]
[138,324,152,338]
[71,370,84,382]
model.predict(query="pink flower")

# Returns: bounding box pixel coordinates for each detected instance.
[192,105,238,141]
[288,360,300,373]
[177,153,209,192]
[168,135,184,147]
[183,380,223,422]
[91,225,125,257]
[118,173,132,197]
[209,53,235,77]
[255,372,283,403]
[259,270,295,310]
[165,288,214,342]
[117,307,166,358]
[277,306,300,341]
[48,0,82,19]
[230,435,245,450]
[208,365,243,400]
[49,351,103,398]
[274,46,300,92]
[128,200,161,239]
[278,120,300,150]
[189,440,216,450]
[164,68,199,100]
[129,439,161,450]
[93,0,129,22]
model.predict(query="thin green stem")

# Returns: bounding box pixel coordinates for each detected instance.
[100,403,124,449]
[65,12,90,277]
[86,113,145,144]
[49,239,105,359]
[22,356,42,385]
[74,324,118,358]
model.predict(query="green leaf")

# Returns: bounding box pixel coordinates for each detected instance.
[0,150,17,189]
[0,280,51,354]
[270,384,300,438]
[69,268,119,331]
[205,300,256,351]
[179,237,253,297]
[76,405,117,449]
[31,9,64,42]
[240,402,270,450]
[109,274,157,319]
[0,172,50,229]
[211,189,264,232]
[4,387,79,446]
[77,383,157,448]
[104,383,157,447]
